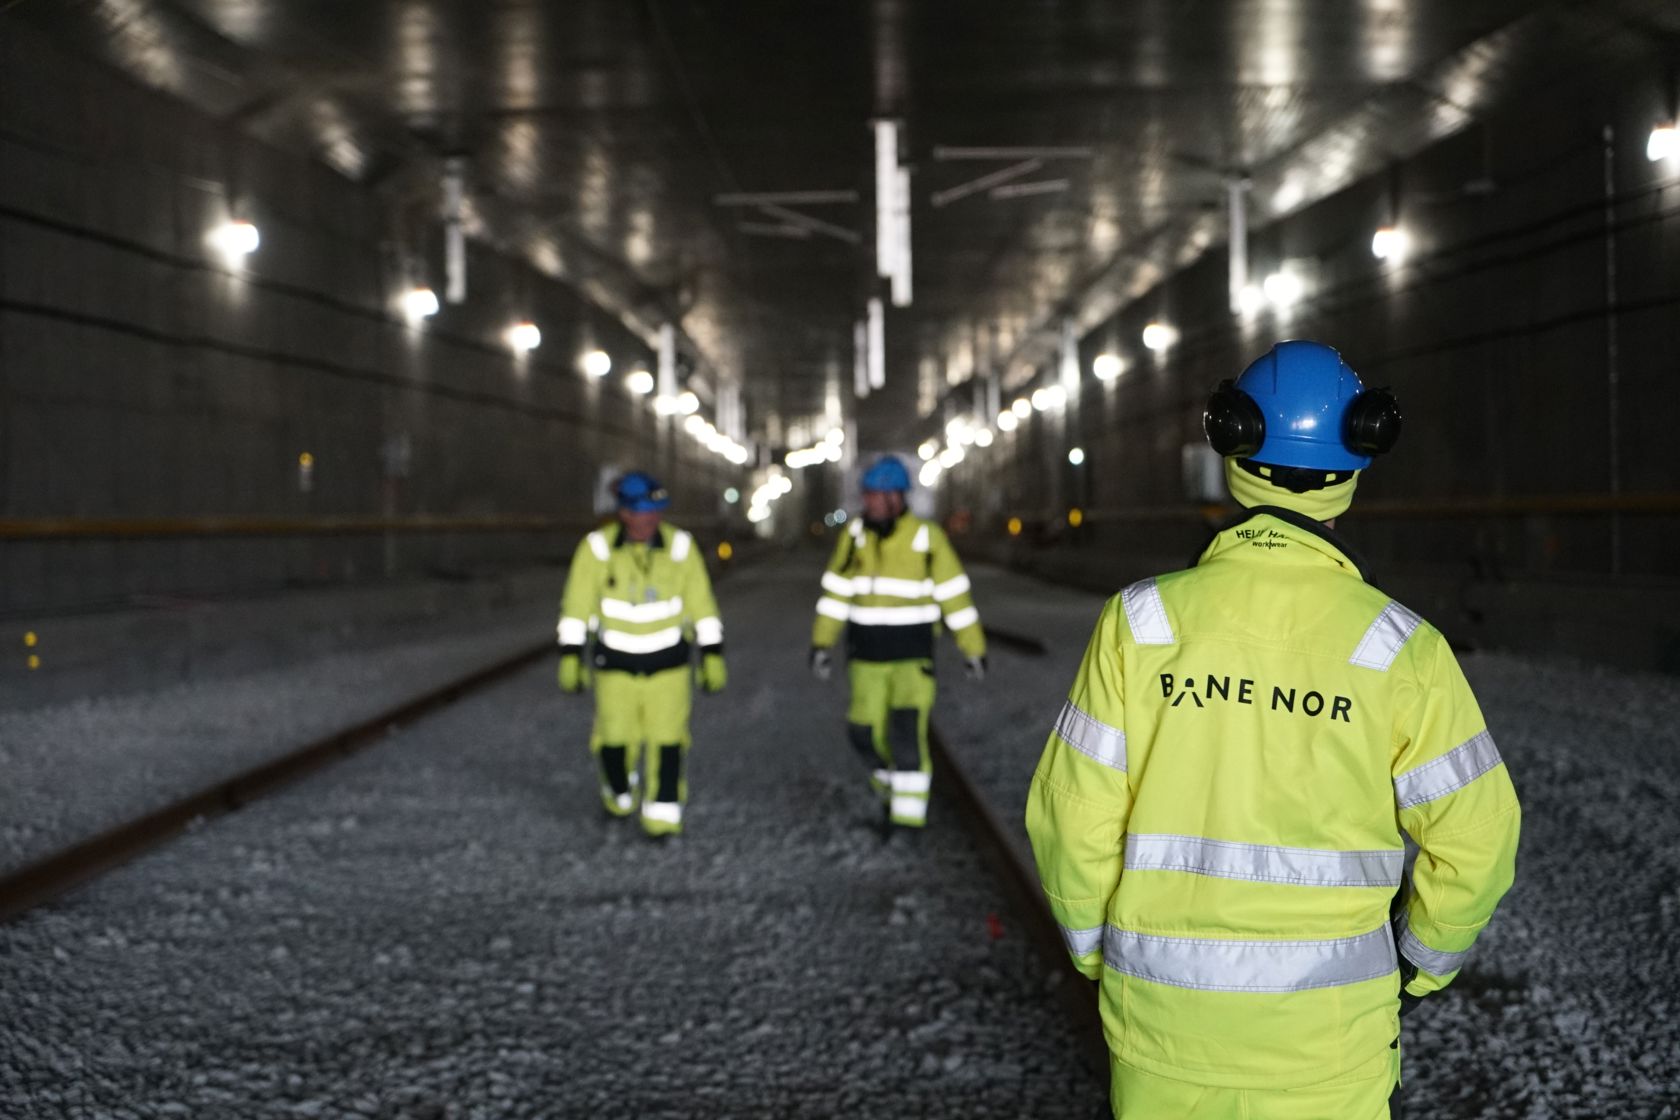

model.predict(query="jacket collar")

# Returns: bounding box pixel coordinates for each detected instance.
[612,523,665,550]
[1198,505,1375,586]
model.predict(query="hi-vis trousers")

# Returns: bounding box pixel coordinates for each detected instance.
[846,658,936,827]
[1110,1048,1400,1120]
[590,666,691,835]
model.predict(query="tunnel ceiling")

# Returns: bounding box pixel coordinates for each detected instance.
[12,0,1677,447]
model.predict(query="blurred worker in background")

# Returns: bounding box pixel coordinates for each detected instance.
[809,454,986,829]
[1026,340,1520,1118]
[556,471,726,837]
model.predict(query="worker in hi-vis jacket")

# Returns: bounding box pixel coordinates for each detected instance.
[556,471,725,837]
[1026,340,1520,1118]
[809,455,986,829]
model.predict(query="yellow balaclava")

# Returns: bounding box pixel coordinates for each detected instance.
[1224,458,1360,522]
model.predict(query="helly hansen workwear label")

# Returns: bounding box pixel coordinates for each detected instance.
[1160,673,1353,722]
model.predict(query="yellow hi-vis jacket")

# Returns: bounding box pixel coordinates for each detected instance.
[557,521,722,674]
[1026,508,1520,1089]
[812,515,986,663]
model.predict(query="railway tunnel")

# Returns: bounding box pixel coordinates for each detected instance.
[2,3,1678,1117]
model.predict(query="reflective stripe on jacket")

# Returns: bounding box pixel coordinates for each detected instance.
[811,515,985,662]
[1025,507,1520,1089]
[557,521,722,674]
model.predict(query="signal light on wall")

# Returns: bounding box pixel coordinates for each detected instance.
[402,287,440,322]
[1371,226,1411,261]
[582,349,612,378]
[1141,322,1179,351]
[1067,447,1086,466]
[209,220,260,261]
[1647,124,1678,162]
[506,321,542,353]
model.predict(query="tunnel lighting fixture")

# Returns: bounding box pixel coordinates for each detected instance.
[918,439,939,461]
[582,349,612,378]
[1068,447,1086,466]
[1141,322,1178,352]
[675,391,701,415]
[717,542,735,561]
[506,321,542,353]
[209,220,261,260]
[1092,353,1124,381]
[1262,269,1305,309]
[1647,124,1679,162]
[1068,507,1085,528]
[684,415,709,436]
[938,446,965,468]
[653,394,680,415]
[625,370,655,395]
[996,410,1019,433]
[918,461,942,486]
[1236,284,1267,317]
[1011,398,1033,419]
[1371,226,1411,262]
[945,417,967,442]
[1007,517,1023,537]
[747,506,771,524]
[402,287,440,322]
[724,487,740,503]
[825,426,846,445]
[973,428,994,448]
[1031,385,1066,412]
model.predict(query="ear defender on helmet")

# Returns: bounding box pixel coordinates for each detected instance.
[1203,379,1267,459]
[1343,387,1402,458]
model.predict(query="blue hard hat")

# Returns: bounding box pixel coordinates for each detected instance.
[860,455,912,493]
[1205,340,1398,472]
[615,470,670,512]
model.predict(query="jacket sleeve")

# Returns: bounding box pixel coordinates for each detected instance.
[1391,630,1521,997]
[811,532,853,649]
[679,531,723,651]
[1025,595,1133,978]
[928,525,985,658]
[558,531,609,649]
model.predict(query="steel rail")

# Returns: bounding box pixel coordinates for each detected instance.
[0,639,552,923]
[928,717,1111,1083]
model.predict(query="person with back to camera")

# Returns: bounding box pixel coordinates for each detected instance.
[555,471,726,838]
[808,454,987,830]
[1026,340,1521,1117]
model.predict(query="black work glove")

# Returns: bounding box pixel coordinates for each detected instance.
[809,647,834,682]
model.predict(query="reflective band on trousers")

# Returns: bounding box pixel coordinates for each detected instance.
[933,574,971,601]
[1060,923,1104,957]
[890,795,928,821]
[1121,578,1175,645]
[1124,834,1403,888]
[598,626,684,653]
[1394,730,1503,809]
[1349,600,1423,671]
[891,770,931,793]
[600,596,683,623]
[1395,913,1472,976]
[849,604,941,625]
[943,606,980,631]
[1104,925,1396,993]
[694,616,723,646]
[558,617,589,646]
[642,801,683,824]
[1053,701,1127,772]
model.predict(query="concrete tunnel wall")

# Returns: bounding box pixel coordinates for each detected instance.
[0,22,736,616]
[940,54,1680,673]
